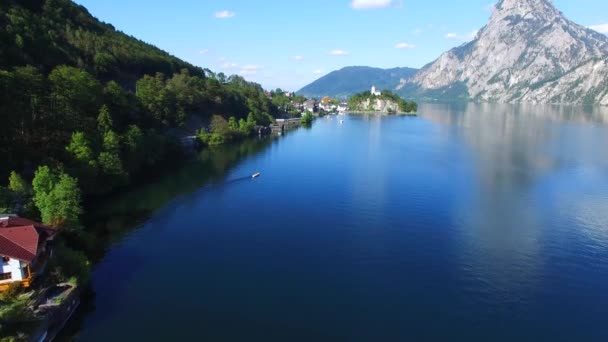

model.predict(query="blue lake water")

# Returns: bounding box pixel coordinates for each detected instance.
[72,103,608,341]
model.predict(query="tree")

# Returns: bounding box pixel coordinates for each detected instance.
[301,112,314,126]
[97,105,113,133]
[48,66,102,133]
[210,115,230,135]
[98,151,125,178]
[66,132,96,167]
[228,116,239,131]
[32,166,82,229]
[136,73,176,126]
[8,172,29,197]
[32,165,57,212]
[102,130,121,152]
[103,80,137,129]
[48,174,83,228]
[99,130,126,181]
[122,125,144,174]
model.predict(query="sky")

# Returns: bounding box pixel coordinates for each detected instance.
[74,0,608,91]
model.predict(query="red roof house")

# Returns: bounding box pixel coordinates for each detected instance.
[0,215,56,290]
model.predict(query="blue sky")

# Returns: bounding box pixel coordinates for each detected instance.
[75,0,608,91]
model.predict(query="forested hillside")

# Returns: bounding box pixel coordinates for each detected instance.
[0,0,276,200]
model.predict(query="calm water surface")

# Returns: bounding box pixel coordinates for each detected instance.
[72,103,608,341]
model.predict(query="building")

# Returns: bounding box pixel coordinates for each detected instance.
[303,99,318,114]
[371,86,382,96]
[0,215,56,291]
[319,97,338,112]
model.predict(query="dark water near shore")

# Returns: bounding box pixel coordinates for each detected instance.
[69,103,608,341]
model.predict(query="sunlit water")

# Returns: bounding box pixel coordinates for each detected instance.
[71,103,608,341]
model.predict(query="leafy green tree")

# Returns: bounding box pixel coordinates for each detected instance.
[228,116,239,131]
[66,132,96,168]
[32,165,57,212]
[8,171,29,197]
[97,105,113,133]
[123,125,143,153]
[136,73,176,126]
[32,166,82,229]
[166,69,205,112]
[99,130,126,182]
[210,115,230,135]
[102,130,121,152]
[98,151,125,178]
[48,66,102,133]
[48,173,83,228]
[301,112,314,126]
[103,80,138,129]
[238,118,249,134]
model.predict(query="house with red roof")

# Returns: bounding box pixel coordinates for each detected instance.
[0,214,56,291]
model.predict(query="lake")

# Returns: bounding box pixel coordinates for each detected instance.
[67,103,608,341]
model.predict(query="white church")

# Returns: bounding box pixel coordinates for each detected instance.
[371,86,382,96]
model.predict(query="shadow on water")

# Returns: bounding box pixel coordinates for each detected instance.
[54,136,278,341]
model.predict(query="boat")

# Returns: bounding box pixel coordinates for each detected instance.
[252,172,261,178]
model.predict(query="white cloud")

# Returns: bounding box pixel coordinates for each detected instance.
[589,24,608,34]
[329,49,349,56]
[313,69,324,75]
[351,0,395,10]
[294,55,305,61]
[412,28,423,35]
[239,65,263,76]
[199,49,209,55]
[445,30,478,41]
[214,10,235,19]
[395,42,415,49]
[222,62,239,69]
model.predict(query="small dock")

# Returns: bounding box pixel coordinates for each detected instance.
[271,118,301,134]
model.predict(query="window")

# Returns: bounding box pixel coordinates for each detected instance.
[1,256,9,264]
[0,272,12,281]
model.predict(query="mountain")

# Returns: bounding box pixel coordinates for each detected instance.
[298,66,418,99]
[402,0,608,105]
[0,0,203,84]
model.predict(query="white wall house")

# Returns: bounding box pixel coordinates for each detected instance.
[371,86,382,96]
[0,215,56,291]
[1,257,27,283]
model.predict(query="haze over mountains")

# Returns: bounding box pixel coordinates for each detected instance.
[300,0,608,105]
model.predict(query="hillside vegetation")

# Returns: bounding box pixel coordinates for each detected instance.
[0,0,277,198]
[348,90,417,114]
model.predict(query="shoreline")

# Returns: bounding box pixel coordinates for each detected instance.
[347,111,418,116]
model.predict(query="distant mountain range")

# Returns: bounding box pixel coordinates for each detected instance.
[299,0,608,105]
[297,66,417,99]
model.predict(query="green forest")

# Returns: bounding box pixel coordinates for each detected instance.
[0,0,279,205]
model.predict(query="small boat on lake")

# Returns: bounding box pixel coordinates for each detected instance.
[252,172,261,178]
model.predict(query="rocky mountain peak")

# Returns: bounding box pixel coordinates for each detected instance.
[494,0,555,16]
[487,0,560,32]
[406,0,608,105]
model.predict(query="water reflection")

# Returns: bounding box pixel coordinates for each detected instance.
[421,102,608,308]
